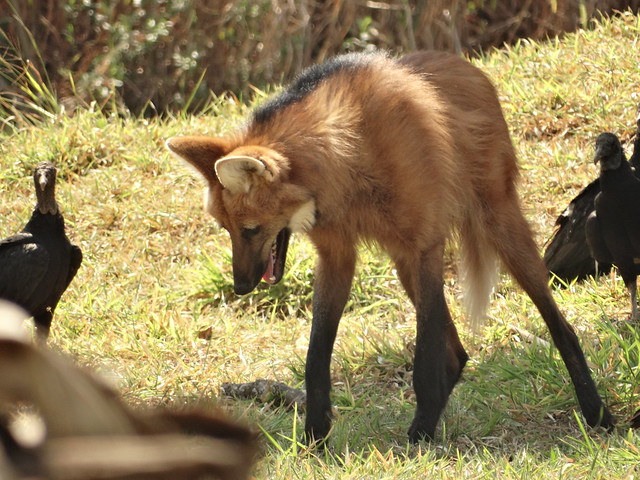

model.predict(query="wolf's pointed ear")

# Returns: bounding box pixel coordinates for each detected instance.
[166,136,230,183]
[215,156,266,194]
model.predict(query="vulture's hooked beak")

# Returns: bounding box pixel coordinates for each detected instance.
[38,174,48,191]
[593,144,606,166]
[593,152,601,166]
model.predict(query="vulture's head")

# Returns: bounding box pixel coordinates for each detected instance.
[33,162,59,215]
[594,132,624,172]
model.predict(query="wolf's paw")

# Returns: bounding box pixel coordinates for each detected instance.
[407,415,437,444]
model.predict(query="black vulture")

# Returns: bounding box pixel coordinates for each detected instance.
[543,177,612,283]
[544,107,640,284]
[586,132,640,320]
[632,408,640,429]
[0,162,82,340]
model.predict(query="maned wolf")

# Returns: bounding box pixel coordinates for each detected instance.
[167,51,614,443]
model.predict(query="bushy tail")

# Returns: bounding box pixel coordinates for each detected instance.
[459,215,498,332]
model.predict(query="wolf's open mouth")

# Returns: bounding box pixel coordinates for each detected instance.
[262,228,291,284]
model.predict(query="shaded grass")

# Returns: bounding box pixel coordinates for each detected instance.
[1,10,640,479]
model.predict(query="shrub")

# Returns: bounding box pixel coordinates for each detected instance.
[0,0,639,115]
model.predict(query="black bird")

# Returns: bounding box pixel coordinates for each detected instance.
[544,107,640,284]
[543,177,613,283]
[586,132,640,320]
[631,408,640,429]
[0,162,82,340]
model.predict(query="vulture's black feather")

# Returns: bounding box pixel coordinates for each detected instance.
[543,177,612,282]
[0,162,82,339]
[631,408,640,429]
[586,132,640,320]
[544,107,640,284]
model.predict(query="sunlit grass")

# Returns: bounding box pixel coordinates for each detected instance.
[1,10,639,479]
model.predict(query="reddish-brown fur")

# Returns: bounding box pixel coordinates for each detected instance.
[167,51,613,443]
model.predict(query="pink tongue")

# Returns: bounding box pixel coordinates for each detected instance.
[262,251,276,284]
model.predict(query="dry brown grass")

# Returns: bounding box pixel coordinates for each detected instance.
[2,0,640,114]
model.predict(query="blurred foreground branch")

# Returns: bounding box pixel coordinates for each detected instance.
[0,300,257,480]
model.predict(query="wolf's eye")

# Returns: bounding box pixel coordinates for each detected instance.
[241,225,261,238]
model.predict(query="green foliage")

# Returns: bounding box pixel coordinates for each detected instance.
[1,10,640,479]
[0,28,60,131]
[2,0,639,115]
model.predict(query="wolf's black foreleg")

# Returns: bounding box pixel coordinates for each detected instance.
[304,243,356,442]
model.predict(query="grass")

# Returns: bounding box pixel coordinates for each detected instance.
[1,10,640,479]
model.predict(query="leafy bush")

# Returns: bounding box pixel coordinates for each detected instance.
[1,0,639,115]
